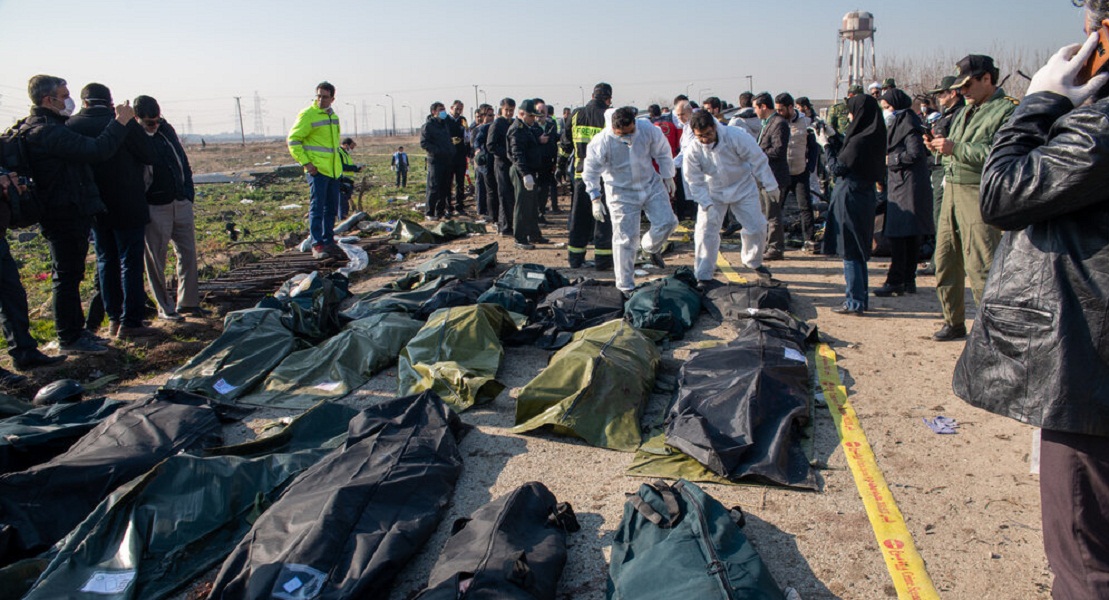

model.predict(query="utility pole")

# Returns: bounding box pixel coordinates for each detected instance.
[233,96,245,145]
[344,102,358,138]
[187,115,193,137]
[472,84,479,121]
[361,100,368,136]
[402,104,413,135]
[385,94,396,136]
[578,86,585,106]
[252,91,265,136]
[376,104,386,136]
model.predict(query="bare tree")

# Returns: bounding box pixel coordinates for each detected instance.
[878,43,1052,101]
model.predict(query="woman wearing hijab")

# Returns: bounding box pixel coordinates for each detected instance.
[876,89,934,296]
[815,94,887,314]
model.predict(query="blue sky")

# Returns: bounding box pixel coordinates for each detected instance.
[0,0,1086,135]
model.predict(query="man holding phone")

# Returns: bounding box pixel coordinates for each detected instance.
[925,55,1016,341]
[953,11,1109,596]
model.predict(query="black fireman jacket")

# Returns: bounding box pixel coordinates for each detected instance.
[953,91,1109,437]
[559,99,607,179]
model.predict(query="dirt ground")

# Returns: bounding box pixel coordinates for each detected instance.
[109,206,1053,599]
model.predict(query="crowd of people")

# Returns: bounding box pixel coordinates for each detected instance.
[1,75,204,389]
[2,3,1108,593]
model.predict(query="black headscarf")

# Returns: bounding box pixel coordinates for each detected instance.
[881,89,923,150]
[838,94,887,182]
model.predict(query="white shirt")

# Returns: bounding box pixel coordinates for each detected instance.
[683,121,779,206]
[582,118,675,204]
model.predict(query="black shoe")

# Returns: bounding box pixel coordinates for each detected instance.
[873,284,906,297]
[537,215,548,224]
[695,279,718,293]
[762,250,784,261]
[0,368,27,387]
[722,223,743,237]
[831,304,864,315]
[514,241,535,250]
[917,264,935,276]
[531,237,551,244]
[13,349,68,371]
[178,306,211,317]
[754,265,773,281]
[906,282,917,294]
[648,252,666,268]
[594,258,613,272]
[932,323,967,341]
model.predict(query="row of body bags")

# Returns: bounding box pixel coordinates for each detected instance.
[0,389,787,600]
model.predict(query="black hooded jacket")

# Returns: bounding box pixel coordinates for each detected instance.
[21,106,128,223]
[67,106,154,229]
[953,91,1109,437]
[145,121,194,205]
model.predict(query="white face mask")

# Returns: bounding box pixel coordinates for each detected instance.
[53,96,76,117]
[883,109,895,126]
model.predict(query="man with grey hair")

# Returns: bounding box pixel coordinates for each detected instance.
[18,75,135,354]
[954,5,1109,594]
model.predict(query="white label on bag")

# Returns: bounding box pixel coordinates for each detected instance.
[213,378,238,395]
[313,381,342,392]
[283,577,304,593]
[784,348,806,363]
[525,272,546,280]
[81,570,136,594]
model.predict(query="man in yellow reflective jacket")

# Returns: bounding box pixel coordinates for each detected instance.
[288,81,342,260]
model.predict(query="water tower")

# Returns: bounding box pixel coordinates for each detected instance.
[833,10,877,101]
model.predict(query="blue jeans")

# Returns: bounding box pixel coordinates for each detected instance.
[307,172,338,246]
[843,259,869,311]
[92,224,147,327]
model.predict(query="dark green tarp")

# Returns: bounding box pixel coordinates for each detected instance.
[164,308,307,403]
[489,263,570,299]
[207,391,465,600]
[341,243,498,320]
[512,320,660,451]
[0,398,125,474]
[0,395,221,566]
[392,219,487,243]
[0,395,32,419]
[624,267,702,339]
[702,281,792,321]
[398,304,518,411]
[256,271,350,342]
[238,313,423,410]
[19,402,356,600]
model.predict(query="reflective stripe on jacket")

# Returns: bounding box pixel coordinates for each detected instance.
[287,103,342,178]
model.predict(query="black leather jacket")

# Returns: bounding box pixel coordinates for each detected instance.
[953,92,1109,437]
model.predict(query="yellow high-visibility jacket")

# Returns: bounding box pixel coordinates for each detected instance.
[287,102,341,178]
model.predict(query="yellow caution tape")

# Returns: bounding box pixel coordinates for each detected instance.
[714,251,938,599]
[814,343,940,599]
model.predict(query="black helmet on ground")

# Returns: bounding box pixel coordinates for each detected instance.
[33,379,84,406]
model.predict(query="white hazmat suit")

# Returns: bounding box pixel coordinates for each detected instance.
[582,117,678,292]
[683,120,779,281]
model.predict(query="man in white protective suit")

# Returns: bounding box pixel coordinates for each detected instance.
[683,109,779,287]
[582,106,679,294]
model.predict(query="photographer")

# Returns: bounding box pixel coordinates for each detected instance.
[0,171,66,378]
[20,74,135,355]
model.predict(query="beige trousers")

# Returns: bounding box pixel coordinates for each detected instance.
[144,200,198,315]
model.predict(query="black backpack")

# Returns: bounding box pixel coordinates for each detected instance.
[415,482,580,600]
[0,119,44,228]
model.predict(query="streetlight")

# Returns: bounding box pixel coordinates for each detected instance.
[402,104,413,135]
[472,84,479,122]
[745,75,753,93]
[344,102,358,138]
[384,94,396,136]
[376,104,386,136]
[578,86,585,106]
[685,82,693,98]
[479,89,487,105]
